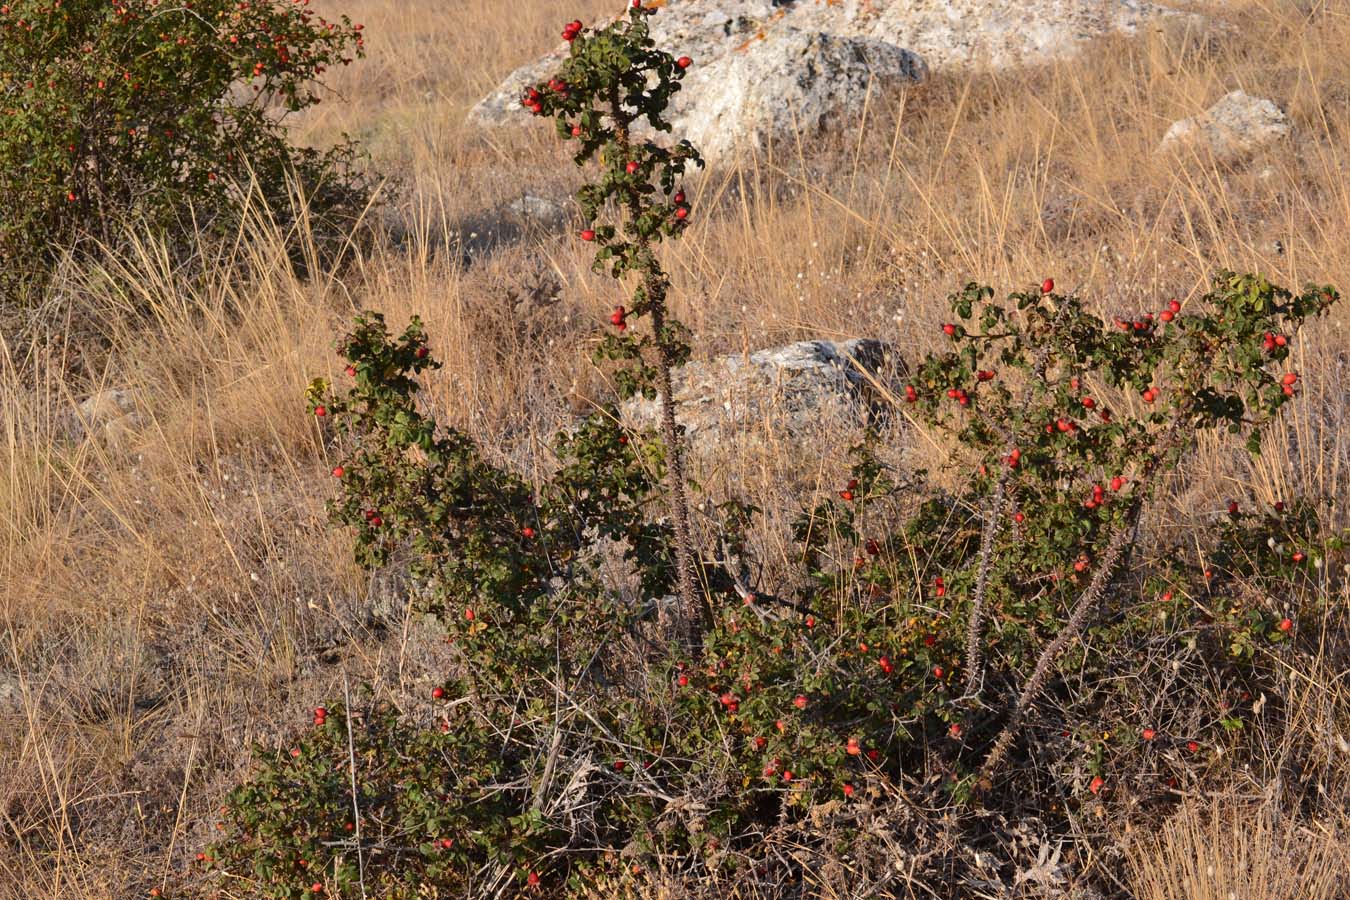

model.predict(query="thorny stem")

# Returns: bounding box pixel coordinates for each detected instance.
[609,89,705,648]
[977,419,1184,785]
[961,304,1065,701]
[341,675,369,900]
[960,480,1006,700]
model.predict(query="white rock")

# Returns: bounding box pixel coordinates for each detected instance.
[678,29,923,160]
[862,0,1175,70]
[470,0,1191,160]
[621,338,896,450]
[1159,90,1290,158]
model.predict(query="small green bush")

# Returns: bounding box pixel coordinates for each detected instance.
[0,0,369,300]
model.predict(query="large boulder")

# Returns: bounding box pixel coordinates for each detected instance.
[862,0,1176,71]
[471,0,1189,160]
[1159,90,1290,159]
[678,29,924,162]
[621,338,898,450]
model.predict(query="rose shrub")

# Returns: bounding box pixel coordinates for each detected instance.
[206,5,1346,898]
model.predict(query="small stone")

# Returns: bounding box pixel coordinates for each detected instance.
[1159,91,1290,159]
[62,388,144,445]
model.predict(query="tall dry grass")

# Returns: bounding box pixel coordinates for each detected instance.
[2,0,1349,895]
[1125,797,1349,900]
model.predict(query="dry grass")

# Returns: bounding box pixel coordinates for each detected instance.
[1125,797,1350,900]
[3,0,1350,896]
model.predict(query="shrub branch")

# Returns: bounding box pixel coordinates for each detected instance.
[978,419,1183,783]
[607,89,705,646]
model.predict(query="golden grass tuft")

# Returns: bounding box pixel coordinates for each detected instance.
[1125,798,1350,900]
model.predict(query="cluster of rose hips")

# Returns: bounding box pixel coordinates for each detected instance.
[1112,299,1181,333]
[526,7,704,362]
[1261,331,1289,353]
[844,736,884,768]
[520,86,545,115]
[923,279,1077,409]
[1082,725,1224,796]
[1082,477,1128,509]
[1109,298,1183,335]
[312,706,327,727]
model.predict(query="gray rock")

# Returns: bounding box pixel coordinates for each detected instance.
[471,0,1190,160]
[678,29,924,161]
[0,674,18,707]
[1159,90,1290,158]
[386,192,573,261]
[621,338,897,449]
[78,388,134,421]
[506,192,569,226]
[63,389,144,445]
[863,0,1176,70]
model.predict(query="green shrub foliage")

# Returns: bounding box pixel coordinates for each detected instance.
[0,0,368,299]
[208,5,1346,898]
[211,272,1342,897]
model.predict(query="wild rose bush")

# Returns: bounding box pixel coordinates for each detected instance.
[0,0,369,300]
[210,274,1344,898]
[208,5,1347,898]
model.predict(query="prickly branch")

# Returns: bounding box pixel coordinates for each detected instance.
[526,4,706,644]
